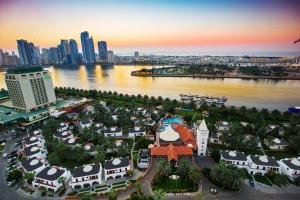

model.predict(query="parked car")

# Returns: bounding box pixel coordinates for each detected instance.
[2,153,8,159]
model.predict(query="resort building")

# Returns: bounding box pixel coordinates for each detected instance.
[279,158,300,180]
[103,157,130,181]
[23,144,47,159]
[21,157,48,174]
[83,143,96,155]
[103,127,122,137]
[33,166,71,192]
[220,150,248,169]
[69,164,102,189]
[247,155,280,175]
[128,126,146,138]
[4,66,56,112]
[209,132,224,144]
[63,137,79,147]
[137,149,150,169]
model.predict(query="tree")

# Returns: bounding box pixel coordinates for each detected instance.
[211,149,220,163]
[108,189,117,200]
[95,145,106,164]
[153,189,166,200]
[209,161,245,191]
[7,169,22,182]
[193,193,204,200]
[80,193,94,200]
[24,172,35,184]
[58,176,66,186]
[134,182,143,196]
[176,158,190,178]
[273,174,289,187]
[158,160,171,177]
[117,145,129,157]
[188,166,201,187]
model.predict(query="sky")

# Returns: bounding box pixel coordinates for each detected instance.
[0,0,300,55]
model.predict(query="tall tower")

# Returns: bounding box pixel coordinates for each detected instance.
[197,119,209,156]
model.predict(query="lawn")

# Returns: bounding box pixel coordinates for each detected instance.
[254,175,273,186]
[265,150,298,160]
[152,174,198,193]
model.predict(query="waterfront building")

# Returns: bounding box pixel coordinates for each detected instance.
[0,51,19,66]
[33,166,71,192]
[49,47,60,64]
[279,158,300,180]
[80,31,96,64]
[98,41,108,62]
[107,50,115,63]
[69,164,102,189]
[134,51,139,61]
[220,150,248,169]
[103,157,130,181]
[4,66,57,112]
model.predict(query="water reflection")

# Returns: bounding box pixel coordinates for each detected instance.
[1,64,299,111]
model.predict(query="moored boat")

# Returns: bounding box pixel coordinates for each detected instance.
[288,106,300,113]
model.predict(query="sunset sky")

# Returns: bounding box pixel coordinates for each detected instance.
[0,0,300,54]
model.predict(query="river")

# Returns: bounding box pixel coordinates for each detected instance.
[0,64,299,111]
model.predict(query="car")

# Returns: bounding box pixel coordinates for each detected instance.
[249,179,255,187]
[2,153,8,159]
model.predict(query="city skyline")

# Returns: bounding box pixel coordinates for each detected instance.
[0,0,300,55]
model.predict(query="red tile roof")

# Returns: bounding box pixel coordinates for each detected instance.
[172,123,197,150]
[150,143,193,161]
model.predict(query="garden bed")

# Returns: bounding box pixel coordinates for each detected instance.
[254,175,273,186]
[152,174,198,193]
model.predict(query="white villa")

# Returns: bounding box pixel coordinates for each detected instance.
[215,121,230,131]
[69,164,102,189]
[247,155,280,175]
[103,157,130,181]
[57,123,69,133]
[264,137,288,150]
[220,150,248,169]
[279,158,300,180]
[23,135,45,148]
[128,126,146,138]
[21,157,48,174]
[103,127,122,137]
[33,166,71,192]
[79,119,93,129]
[54,131,74,141]
[23,145,47,159]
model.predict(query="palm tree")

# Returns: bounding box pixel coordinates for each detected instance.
[188,166,201,188]
[153,189,167,200]
[134,182,143,196]
[108,189,117,200]
[176,158,190,178]
[158,159,171,177]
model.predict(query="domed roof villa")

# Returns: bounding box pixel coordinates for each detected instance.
[69,163,102,189]
[150,117,209,165]
[103,157,130,181]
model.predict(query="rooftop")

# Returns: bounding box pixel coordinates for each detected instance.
[6,66,43,74]
[72,164,101,178]
[151,143,193,161]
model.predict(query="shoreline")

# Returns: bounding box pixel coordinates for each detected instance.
[131,73,300,80]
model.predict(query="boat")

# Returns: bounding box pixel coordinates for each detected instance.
[288,106,300,113]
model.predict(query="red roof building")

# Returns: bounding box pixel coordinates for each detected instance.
[151,143,193,161]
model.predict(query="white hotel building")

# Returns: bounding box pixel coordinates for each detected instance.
[279,158,300,180]
[103,157,130,181]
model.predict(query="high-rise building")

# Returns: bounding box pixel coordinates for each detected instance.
[0,49,4,65]
[107,50,115,63]
[69,39,80,65]
[60,40,71,64]
[17,39,40,65]
[98,41,108,62]
[80,31,96,64]
[49,47,60,64]
[4,66,56,112]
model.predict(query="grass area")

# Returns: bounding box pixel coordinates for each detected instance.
[208,143,263,155]
[254,175,273,186]
[152,174,198,193]
[265,150,298,160]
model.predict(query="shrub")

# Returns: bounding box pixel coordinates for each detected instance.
[211,149,220,163]
[202,167,211,177]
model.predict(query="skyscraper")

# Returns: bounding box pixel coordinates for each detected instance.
[17,39,40,65]
[98,41,108,62]
[80,31,96,64]
[107,50,115,63]
[60,39,71,64]
[69,39,80,65]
